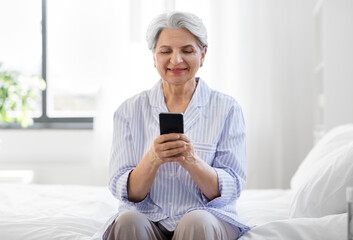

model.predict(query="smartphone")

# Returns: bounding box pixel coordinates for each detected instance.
[159,112,184,135]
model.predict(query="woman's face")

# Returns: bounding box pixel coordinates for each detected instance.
[153,28,206,86]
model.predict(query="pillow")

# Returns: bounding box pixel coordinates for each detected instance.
[290,141,353,218]
[290,124,353,191]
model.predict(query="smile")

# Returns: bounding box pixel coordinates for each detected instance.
[167,68,187,73]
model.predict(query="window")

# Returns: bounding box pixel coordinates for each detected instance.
[0,0,42,78]
[0,0,99,129]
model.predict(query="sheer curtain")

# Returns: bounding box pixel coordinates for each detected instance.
[94,0,315,189]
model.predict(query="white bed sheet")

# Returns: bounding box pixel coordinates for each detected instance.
[237,189,347,240]
[0,184,119,240]
[0,184,347,240]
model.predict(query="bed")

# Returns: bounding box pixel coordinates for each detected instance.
[1,124,352,240]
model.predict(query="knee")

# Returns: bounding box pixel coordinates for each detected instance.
[107,210,152,240]
[115,210,149,228]
[174,210,218,238]
[177,210,216,229]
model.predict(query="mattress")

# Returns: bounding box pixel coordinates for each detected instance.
[0,184,119,240]
[237,190,347,240]
[0,183,347,240]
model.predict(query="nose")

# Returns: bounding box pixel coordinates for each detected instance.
[170,52,183,65]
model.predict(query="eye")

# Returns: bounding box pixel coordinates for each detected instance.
[160,51,171,54]
[183,50,193,54]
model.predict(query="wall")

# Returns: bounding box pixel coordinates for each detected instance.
[0,0,317,188]
[323,0,353,129]
[278,0,316,188]
[1,0,352,188]
[0,129,109,185]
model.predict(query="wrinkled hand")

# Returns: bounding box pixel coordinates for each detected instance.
[150,133,186,166]
[149,134,198,168]
[178,134,199,169]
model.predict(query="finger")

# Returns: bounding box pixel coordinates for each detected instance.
[160,140,185,151]
[154,140,184,153]
[160,155,185,163]
[184,142,193,151]
[159,146,186,158]
[155,133,181,144]
[179,134,191,143]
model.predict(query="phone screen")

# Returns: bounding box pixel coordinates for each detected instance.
[159,113,184,135]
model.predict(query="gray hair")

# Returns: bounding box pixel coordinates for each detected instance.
[146,11,208,52]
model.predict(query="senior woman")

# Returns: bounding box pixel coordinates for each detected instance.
[102,11,249,240]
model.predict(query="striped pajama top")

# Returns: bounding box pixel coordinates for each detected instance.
[108,78,250,237]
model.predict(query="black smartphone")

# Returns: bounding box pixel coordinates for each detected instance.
[159,112,184,135]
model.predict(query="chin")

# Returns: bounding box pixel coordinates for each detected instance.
[163,77,193,86]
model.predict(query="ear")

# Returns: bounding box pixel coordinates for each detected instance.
[202,47,207,57]
[153,54,157,67]
[201,47,207,61]
[200,47,207,66]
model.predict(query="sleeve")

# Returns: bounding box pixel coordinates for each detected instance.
[201,103,247,207]
[108,109,153,207]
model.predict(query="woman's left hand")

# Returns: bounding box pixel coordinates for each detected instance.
[177,134,221,200]
[178,134,200,169]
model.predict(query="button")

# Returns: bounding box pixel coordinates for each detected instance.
[169,173,174,177]
[168,202,172,206]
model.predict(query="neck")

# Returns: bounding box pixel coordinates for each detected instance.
[162,78,197,113]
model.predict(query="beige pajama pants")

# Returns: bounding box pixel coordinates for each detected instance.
[105,210,240,240]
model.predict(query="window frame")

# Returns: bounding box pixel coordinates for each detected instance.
[1,0,94,130]
[33,0,93,129]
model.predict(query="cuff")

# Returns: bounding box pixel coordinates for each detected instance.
[116,170,152,207]
[201,168,235,207]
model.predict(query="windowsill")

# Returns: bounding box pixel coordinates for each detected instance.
[0,120,93,130]
[0,170,34,184]
[0,128,96,164]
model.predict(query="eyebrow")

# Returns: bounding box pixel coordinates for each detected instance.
[158,44,196,49]
[181,44,196,49]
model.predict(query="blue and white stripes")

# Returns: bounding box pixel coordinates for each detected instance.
[108,78,249,236]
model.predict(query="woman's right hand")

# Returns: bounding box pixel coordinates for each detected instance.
[127,133,186,202]
[149,133,186,167]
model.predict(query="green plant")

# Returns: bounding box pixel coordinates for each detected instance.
[0,64,46,128]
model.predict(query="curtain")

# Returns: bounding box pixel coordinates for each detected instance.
[94,0,315,189]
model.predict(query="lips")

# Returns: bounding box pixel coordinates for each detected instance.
[167,68,188,74]
[167,68,187,71]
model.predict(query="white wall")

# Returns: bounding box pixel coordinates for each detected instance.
[323,0,353,129]
[0,130,109,185]
[228,0,316,188]
[1,0,352,188]
[274,0,316,188]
